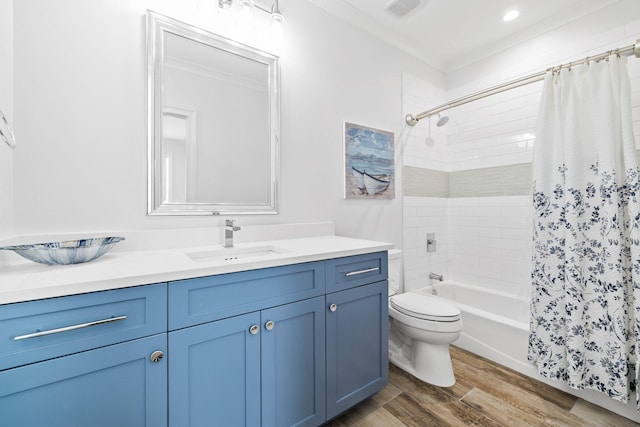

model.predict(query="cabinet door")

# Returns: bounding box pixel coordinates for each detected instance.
[0,333,167,427]
[169,312,261,427]
[261,296,326,427]
[326,281,389,419]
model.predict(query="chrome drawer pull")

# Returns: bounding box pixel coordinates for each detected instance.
[13,315,127,341]
[345,267,379,277]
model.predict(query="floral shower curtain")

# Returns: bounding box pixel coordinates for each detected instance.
[529,55,640,406]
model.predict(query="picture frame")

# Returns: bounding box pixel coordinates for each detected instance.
[344,122,395,199]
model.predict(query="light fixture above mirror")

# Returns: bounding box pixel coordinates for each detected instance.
[269,1,284,46]
[213,0,284,53]
[217,1,283,17]
[217,0,284,27]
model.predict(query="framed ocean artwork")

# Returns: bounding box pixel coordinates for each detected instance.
[344,122,395,199]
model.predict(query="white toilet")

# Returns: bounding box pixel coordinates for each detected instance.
[387,249,463,387]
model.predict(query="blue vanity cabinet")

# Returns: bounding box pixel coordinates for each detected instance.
[325,252,389,420]
[168,262,327,427]
[0,284,168,426]
[0,250,388,426]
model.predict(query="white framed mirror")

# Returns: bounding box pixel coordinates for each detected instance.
[147,11,279,215]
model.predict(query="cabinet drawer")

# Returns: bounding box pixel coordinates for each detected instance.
[169,261,325,330]
[325,251,388,292]
[0,283,167,371]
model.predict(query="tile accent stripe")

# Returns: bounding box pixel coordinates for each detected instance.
[404,166,449,197]
[405,152,640,198]
[449,163,532,197]
[403,163,532,198]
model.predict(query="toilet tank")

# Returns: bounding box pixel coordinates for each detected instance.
[388,249,402,295]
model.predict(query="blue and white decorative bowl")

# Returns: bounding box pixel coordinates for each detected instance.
[0,237,125,265]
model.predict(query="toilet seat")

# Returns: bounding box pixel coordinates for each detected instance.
[390,292,461,322]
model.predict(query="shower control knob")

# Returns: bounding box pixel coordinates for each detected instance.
[329,303,337,312]
[149,350,164,363]
[265,320,275,331]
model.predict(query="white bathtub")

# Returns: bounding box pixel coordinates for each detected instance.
[419,280,530,372]
[420,280,640,422]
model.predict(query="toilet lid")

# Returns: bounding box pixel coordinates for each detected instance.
[390,292,461,322]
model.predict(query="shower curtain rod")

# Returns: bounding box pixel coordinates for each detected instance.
[405,38,640,126]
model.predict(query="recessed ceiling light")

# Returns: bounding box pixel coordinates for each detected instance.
[503,10,520,22]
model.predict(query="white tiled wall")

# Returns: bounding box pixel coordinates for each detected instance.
[446,83,540,172]
[403,196,448,292]
[402,22,640,298]
[448,196,532,298]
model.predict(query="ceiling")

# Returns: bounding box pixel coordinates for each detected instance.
[305,0,626,71]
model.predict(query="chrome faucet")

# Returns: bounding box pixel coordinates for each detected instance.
[224,219,241,248]
[429,272,443,282]
[429,272,443,295]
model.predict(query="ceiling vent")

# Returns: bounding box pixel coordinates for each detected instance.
[385,0,421,18]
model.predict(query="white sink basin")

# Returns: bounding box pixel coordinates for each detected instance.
[186,245,287,264]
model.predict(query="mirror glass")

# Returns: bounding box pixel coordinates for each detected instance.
[148,11,279,215]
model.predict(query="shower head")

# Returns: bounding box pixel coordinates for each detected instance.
[436,113,449,127]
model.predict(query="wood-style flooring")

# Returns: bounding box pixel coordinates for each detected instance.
[326,346,640,427]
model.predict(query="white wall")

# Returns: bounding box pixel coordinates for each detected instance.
[10,0,443,248]
[0,0,14,240]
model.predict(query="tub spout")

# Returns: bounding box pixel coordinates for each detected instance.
[429,272,443,282]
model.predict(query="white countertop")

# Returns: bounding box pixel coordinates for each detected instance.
[0,235,392,305]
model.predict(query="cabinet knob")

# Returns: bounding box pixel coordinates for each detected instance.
[150,350,164,363]
[329,303,337,312]
[249,324,260,335]
[265,320,275,331]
